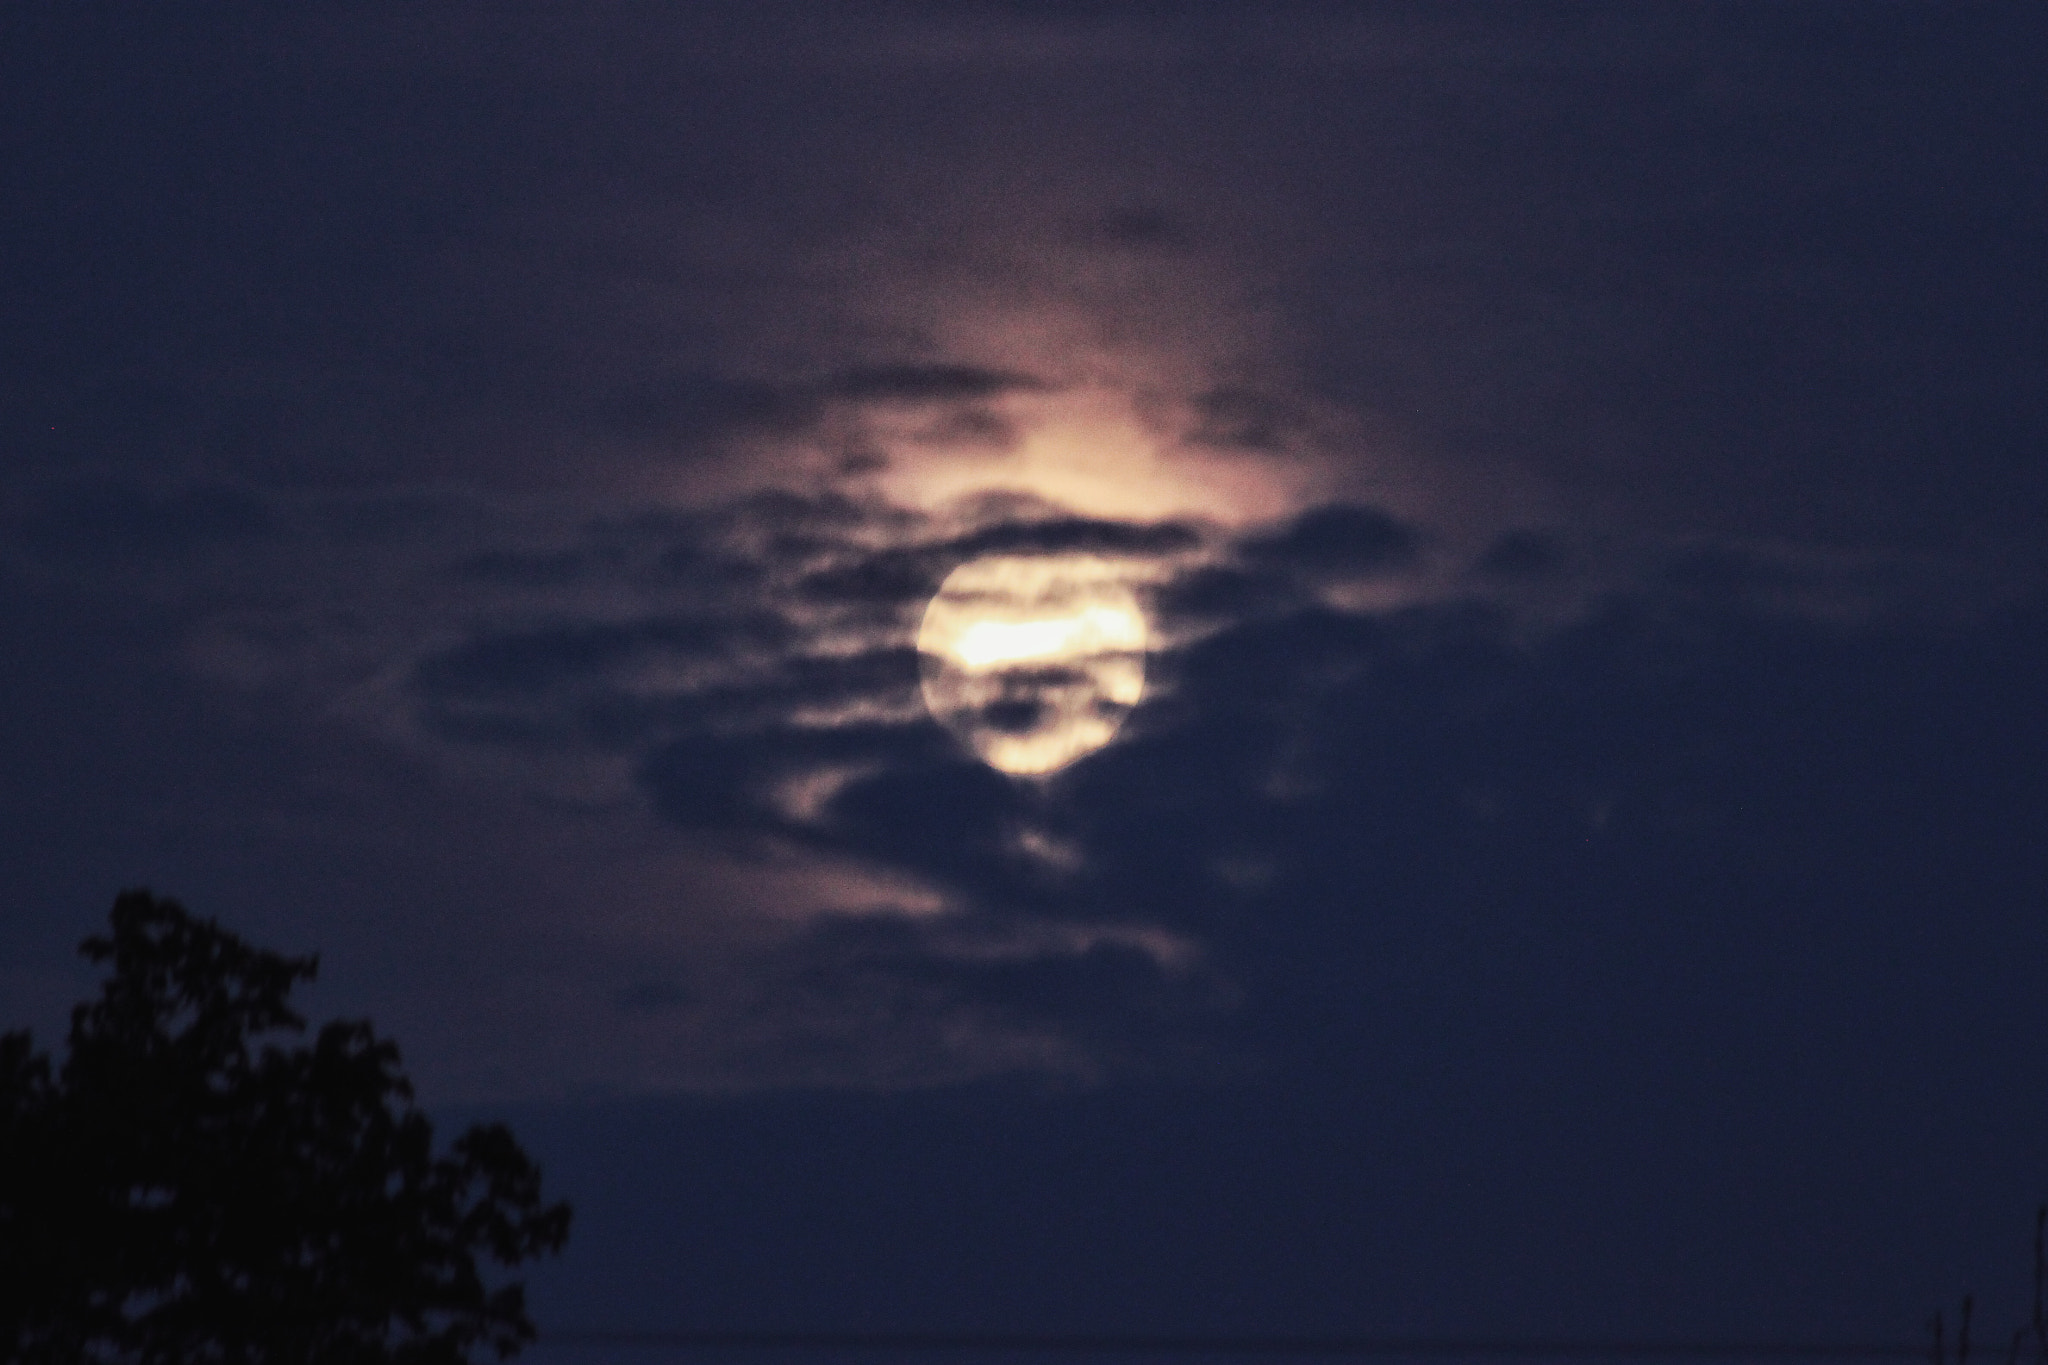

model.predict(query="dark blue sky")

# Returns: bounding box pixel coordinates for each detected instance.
[4,2,2047,1358]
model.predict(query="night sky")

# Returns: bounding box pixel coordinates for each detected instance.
[5,1,2048,1357]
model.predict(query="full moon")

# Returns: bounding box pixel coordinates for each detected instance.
[917,554,1148,775]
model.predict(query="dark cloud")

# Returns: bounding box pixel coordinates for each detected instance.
[745,646,931,719]
[649,539,768,591]
[789,514,1203,608]
[412,614,793,706]
[752,910,1216,1069]
[1184,387,1304,453]
[945,516,1204,560]
[890,584,2048,1048]
[819,365,1051,404]
[796,550,952,606]
[1475,529,1566,582]
[723,489,886,537]
[640,719,954,835]
[416,641,933,767]
[1149,563,1305,623]
[913,406,1020,450]
[502,530,2044,1197]
[1240,503,1420,577]
[371,490,2048,1094]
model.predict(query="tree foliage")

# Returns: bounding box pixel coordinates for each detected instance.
[0,891,571,1364]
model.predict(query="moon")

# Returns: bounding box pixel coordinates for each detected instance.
[917,554,1148,775]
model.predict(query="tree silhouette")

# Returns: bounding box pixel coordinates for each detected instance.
[0,890,571,1364]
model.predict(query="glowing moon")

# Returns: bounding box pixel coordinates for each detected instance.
[917,554,1148,775]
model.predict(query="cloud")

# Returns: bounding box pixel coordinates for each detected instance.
[1183,387,1306,453]
[31,461,2017,1097]
[583,908,1217,1092]
[1241,503,1420,578]
[783,513,1201,612]
[7,0,2041,1107]
[416,616,781,697]
[945,516,1204,560]
[819,364,1052,404]
[1150,563,1306,624]
[581,364,1053,448]
[170,488,1205,1086]
[0,470,2028,1124]
[1475,529,1566,582]
[796,549,954,607]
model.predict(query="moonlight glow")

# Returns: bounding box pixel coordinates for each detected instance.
[918,555,1148,775]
